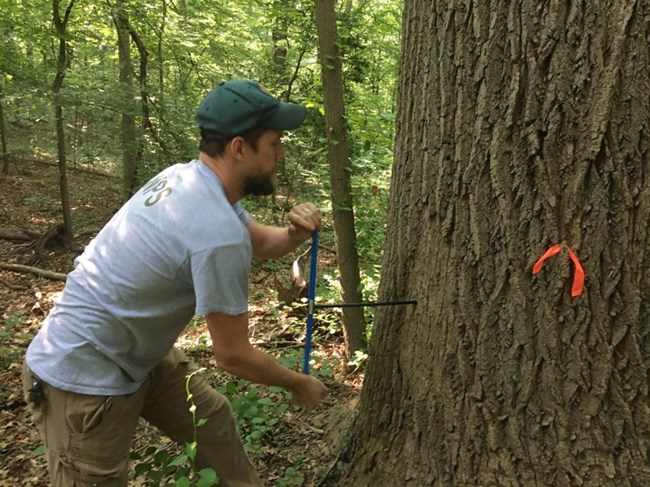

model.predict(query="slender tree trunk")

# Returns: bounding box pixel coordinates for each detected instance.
[153,0,181,162]
[52,0,76,239]
[113,2,138,200]
[271,1,288,84]
[315,0,365,355]
[343,1,650,485]
[127,23,158,170]
[0,82,9,175]
[344,0,353,16]
[157,0,167,103]
[269,0,289,179]
[117,3,171,177]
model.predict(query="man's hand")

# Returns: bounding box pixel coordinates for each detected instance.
[207,312,328,411]
[290,374,328,411]
[248,204,321,259]
[287,203,322,242]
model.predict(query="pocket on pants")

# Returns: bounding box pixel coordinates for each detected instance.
[65,393,113,438]
[65,392,136,465]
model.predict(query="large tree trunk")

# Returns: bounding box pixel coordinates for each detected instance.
[343,1,650,485]
[315,0,366,355]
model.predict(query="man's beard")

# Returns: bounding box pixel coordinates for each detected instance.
[243,172,276,196]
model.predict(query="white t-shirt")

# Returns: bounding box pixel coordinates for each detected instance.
[26,160,251,395]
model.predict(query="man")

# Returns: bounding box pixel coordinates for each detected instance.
[23,79,327,486]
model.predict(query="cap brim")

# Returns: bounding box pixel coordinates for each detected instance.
[264,103,308,131]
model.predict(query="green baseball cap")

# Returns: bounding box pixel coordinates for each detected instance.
[196,80,308,141]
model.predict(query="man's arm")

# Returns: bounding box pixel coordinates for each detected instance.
[206,311,327,410]
[248,203,321,259]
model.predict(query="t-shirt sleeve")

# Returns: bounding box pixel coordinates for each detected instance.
[190,244,250,316]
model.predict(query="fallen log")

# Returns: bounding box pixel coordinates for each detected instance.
[0,263,67,281]
[0,227,39,241]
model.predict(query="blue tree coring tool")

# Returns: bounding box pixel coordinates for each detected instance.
[303,230,319,374]
[302,230,416,375]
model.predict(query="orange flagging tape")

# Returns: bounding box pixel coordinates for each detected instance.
[532,245,561,274]
[566,247,585,297]
[532,244,585,297]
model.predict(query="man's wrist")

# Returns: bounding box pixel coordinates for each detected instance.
[286,370,308,393]
[287,226,308,245]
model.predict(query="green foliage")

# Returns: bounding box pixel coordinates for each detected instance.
[347,349,369,373]
[219,379,288,457]
[132,441,208,486]
[0,312,30,369]
[276,349,303,370]
[277,465,305,486]
[2,0,401,259]
[3,311,28,330]
[132,369,219,486]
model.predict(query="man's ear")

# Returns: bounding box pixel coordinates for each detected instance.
[228,136,246,160]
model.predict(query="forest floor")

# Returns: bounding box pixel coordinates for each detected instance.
[0,158,359,486]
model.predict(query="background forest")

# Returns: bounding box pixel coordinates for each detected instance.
[0,0,402,485]
[1,0,400,219]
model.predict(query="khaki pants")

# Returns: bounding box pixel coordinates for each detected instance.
[22,349,262,487]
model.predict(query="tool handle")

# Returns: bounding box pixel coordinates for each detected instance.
[303,230,319,374]
[315,300,417,309]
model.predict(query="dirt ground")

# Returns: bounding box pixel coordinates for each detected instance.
[0,159,359,486]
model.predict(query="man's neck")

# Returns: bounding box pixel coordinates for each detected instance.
[198,152,244,205]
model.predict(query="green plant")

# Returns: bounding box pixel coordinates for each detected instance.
[219,380,288,457]
[133,369,219,486]
[277,349,303,370]
[0,312,29,369]
[22,193,57,208]
[1,312,28,336]
[347,350,368,373]
[133,441,218,487]
[310,356,336,380]
[277,466,305,486]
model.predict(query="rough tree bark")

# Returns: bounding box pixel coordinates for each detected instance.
[343,1,649,485]
[315,0,366,355]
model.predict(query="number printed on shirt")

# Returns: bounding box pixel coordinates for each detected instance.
[142,176,173,207]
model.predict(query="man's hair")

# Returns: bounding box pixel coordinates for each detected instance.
[198,126,269,158]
